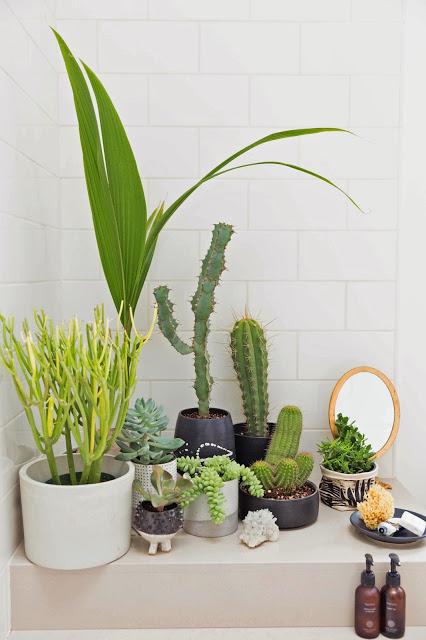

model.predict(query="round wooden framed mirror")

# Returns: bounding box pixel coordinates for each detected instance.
[328,366,400,459]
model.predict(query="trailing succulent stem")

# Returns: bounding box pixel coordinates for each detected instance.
[266,406,302,466]
[230,317,269,436]
[251,405,314,495]
[154,223,233,417]
[177,455,263,524]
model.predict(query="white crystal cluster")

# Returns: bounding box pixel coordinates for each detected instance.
[240,509,279,548]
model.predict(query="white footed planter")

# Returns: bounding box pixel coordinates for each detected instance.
[183,478,238,537]
[319,462,378,511]
[132,458,177,510]
[20,454,134,570]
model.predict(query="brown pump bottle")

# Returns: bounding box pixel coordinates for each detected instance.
[381,553,406,638]
[355,553,380,638]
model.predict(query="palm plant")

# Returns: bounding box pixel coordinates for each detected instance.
[53,30,359,335]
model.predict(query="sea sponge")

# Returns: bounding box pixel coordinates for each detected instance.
[357,484,394,530]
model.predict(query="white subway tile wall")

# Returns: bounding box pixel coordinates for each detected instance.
[0,3,403,634]
[0,1,59,636]
[57,1,400,451]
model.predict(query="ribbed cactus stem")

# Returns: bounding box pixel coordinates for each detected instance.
[154,223,233,417]
[266,405,302,466]
[153,286,193,355]
[275,458,298,494]
[295,452,314,486]
[251,460,275,490]
[230,317,269,436]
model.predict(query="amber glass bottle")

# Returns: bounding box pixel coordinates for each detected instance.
[355,553,380,638]
[381,553,406,638]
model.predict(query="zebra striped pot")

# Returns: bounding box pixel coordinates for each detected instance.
[319,463,378,511]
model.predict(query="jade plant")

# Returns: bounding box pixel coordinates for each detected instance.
[230,316,269,436]
[54,29,359,335]
[318,413,374,474]
[251,406,314,495]
[154,223,233,417]
[0,306,153,485]
[116,397,184,465]
[177,456,264,524]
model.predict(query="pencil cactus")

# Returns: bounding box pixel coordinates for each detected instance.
[0,306,152,485]
[154,223,233,417]
[251,405,314,495]
[230,317,269,436]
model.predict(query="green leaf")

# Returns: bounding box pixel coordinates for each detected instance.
[53,29,147,334]
[54,29,361,332]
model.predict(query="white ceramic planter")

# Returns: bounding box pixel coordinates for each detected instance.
[319,462,378,511]
[183,478,238,537]
[20,454,134,570]
[132,458,177,510]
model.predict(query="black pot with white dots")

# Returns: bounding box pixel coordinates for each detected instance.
[175,408,235,459]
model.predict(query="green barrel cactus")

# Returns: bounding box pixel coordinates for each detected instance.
[251,405,314,496]
[266,405,302,465]
[230,317,269,436]
[154,223,233,418]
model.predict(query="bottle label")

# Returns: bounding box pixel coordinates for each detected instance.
[384,601,399,635]
[361,601,378,633]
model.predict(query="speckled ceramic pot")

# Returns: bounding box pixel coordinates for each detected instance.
[132,458,177,510]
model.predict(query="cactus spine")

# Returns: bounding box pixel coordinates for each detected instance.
[275,458,298,493]
[154,223,233,417]
[251,405,314,495]
[251,460,275,490]
[230,317,269,436]
[266,406,302,466]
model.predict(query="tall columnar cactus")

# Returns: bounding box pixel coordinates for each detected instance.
[251,405,314,495]
[154,223,233,418]
[230,317,269,436]
[266,405,302,466]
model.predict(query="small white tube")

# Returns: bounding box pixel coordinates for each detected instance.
[378,521,399,536]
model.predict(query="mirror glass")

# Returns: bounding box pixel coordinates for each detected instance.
[329,367,400,458]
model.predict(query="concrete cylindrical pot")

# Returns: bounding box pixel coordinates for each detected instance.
[132,458,177,510]
[233,422,275,467]
[175,408,235,459]
[20,454,134,570]
[183,478,238,537]
[319,462,378,511]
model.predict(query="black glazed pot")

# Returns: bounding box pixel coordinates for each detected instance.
[239,481,319,529]
[175,408,235,459]
[234,422,275,467]
[133,501,183,535]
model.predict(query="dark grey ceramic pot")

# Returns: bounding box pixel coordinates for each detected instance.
[133,502,183,535]
[175,408,235,459]
[233,422,275,467]
[239,481,319,529]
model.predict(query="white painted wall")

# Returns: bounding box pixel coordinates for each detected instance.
[0,1,58,636]
[57,0,400,477]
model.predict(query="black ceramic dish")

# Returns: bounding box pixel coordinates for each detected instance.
[175,408,235,459]
[239,480,319,529]
[350,507,426,544]
[233,422,275,467]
